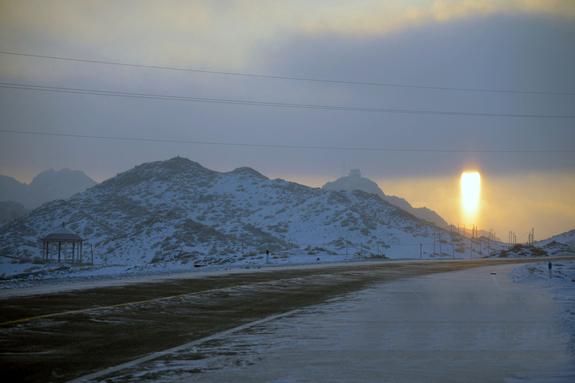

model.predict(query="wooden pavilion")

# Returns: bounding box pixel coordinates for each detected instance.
[41,230,84,264]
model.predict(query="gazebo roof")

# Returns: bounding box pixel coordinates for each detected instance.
[42,232,83,241]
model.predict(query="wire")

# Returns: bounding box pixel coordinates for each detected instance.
[0,49,573,97]
[1,81,573,119]
[1,129,573,153]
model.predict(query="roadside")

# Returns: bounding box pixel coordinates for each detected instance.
[1,256,572,299]
[78,263,574,383]
[1,258,573,382]
[512,260,575,355]
[0,259,572,382]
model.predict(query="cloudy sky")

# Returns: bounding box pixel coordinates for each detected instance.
[0,0,574,240]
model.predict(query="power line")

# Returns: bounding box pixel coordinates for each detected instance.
[0,49,573,97]
[1,129,573,153]
[1,81,573,119]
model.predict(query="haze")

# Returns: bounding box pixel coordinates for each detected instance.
[0,0,574,241]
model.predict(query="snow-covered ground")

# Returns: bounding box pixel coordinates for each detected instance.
[512,261,575,354]
[73,263,575,383]
[0,253,380,292]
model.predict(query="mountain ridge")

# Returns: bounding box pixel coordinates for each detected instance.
[322,169,449,228]
[0,168,97,209]
[0,157,466,269]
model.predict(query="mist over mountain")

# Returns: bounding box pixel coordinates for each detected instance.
[322,169,449,228]
[0,157,468,268]
[0,169,97,209]
[0,201,27,227]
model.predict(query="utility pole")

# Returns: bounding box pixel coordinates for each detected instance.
[438,232,442,255]
[527,228,535,245]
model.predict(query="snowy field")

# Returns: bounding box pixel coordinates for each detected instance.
[0,253,380,293]
[73,262,575,383]
[512,261,575,354]
[0,243,452,285]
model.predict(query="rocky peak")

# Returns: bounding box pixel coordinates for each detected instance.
[229,167,268,180]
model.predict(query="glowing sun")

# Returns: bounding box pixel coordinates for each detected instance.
[460,171,481,218]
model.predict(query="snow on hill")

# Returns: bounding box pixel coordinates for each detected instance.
[531,229,575,256]
[0,158,472,277]
[322,169,449,228]
[489,229,575,258]
[0,201,27,226]
[538,229,575,248]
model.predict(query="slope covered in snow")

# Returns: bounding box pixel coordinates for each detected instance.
[322,169,449,228]
[539,229,575,247]
[0,201,27,227]
[0,158,472,275]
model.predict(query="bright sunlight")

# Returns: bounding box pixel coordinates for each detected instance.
[460,171,481,222]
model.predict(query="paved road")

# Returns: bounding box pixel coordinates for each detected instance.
[97,263,572,383]
[0,257,572,382]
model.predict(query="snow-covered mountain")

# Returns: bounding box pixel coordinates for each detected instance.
[0,157,468,269]
[0,175,29,204]
[0,201,27,226]
[538,229,575,248]
[0,169,97,209]
[488,229,575,258]
[322,169,449,228]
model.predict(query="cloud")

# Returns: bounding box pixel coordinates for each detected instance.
[1,0,574,72]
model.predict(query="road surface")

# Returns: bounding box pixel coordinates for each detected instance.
[0,257,572,382]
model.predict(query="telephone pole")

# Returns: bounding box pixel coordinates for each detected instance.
[438,232,442,255]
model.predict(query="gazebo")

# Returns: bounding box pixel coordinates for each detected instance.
[41,230,84,264]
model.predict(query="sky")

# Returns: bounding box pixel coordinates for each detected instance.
[0,0,574,240]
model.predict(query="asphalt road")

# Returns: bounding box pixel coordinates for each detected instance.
[0,257,572,382]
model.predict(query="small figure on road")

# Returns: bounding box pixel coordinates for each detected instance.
[548,261,553,279]
[265,249,270,264]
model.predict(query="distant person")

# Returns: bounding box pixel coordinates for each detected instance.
[265,249,270,264]
[548,261,553,279]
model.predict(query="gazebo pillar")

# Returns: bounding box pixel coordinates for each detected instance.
[41,232,85,264]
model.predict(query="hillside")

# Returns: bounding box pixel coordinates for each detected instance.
[0,158,475,276]
[322,169,449,228]
[538,229,575,247]
[0,169,97,209]
[536,229,575,255]
[0,201,27,227]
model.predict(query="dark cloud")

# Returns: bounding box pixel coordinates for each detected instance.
[0,13,574,181]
